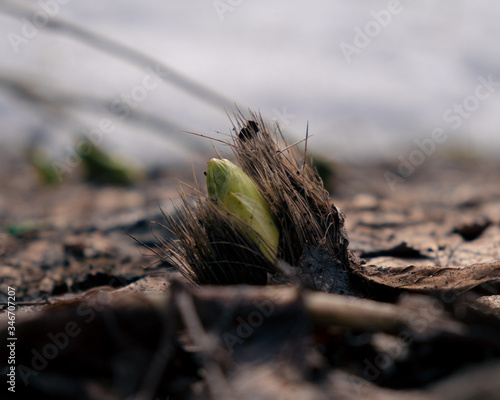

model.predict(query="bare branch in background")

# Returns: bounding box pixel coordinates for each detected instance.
[0,0,239,115]
[0,72,209,154]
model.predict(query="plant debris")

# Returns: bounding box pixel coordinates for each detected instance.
[1,113,500,399]
[157,113,354,293]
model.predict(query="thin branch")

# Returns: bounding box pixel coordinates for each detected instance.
[175,289,233,400]
[276,136,312,155]
[0,0,237,114]
[302,121,309,171]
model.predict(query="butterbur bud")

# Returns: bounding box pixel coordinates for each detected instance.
[206,158,279,262]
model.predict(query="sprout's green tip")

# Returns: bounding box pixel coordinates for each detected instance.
[206,158,230,202]
[206,158,279,262]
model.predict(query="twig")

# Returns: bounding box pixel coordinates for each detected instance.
[0,0,236,113]
[302,290,464,336]
[304,291,407,330]
[302,121,309,172]
[276,136,312,154]
[0,72,207,156]
[175,289,233,400]
[134,304,174,400]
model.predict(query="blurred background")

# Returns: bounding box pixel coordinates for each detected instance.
[2,0,500,305]
[1,0,499,173]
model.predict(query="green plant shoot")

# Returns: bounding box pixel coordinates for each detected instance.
[206,158,279,262]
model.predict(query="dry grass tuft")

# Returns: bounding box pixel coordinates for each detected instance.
[158,112,350,285]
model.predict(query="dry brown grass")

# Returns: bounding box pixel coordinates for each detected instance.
[158,112,350,285]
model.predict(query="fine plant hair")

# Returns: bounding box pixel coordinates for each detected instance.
[158,188,275,285]
[158,112,350,285]
[231,112,350,268]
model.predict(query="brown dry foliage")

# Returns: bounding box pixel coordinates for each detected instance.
[157,112,351,285]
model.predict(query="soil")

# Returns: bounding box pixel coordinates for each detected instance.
[1,149,499,399]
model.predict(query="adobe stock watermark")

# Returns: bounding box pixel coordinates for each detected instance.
[7,0,72,54]
[50,119,114,183]
[212,0,244,21]
[385,74,500,191]
[222,298,274,353]
[271,107,296,126]
[340,0,412,64]
[16,289,113,386]
[362,297,444,384]
[51,64,168,182]
[109,65,167,120]
[350,282,496,393]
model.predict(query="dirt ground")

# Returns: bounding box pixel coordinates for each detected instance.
[1,148,499,399]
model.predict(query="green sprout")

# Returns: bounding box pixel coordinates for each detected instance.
[206,158,279,262]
